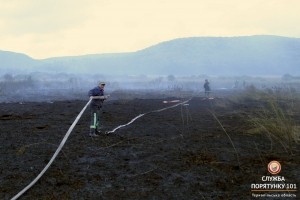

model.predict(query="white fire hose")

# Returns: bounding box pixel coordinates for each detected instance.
[11,99,92,200]
[11,97,191,199]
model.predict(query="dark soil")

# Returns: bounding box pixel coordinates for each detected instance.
[1,93,299,199]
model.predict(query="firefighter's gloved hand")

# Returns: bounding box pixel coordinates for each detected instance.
[104,95,110,99]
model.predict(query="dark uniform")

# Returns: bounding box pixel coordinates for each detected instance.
[88,84,106,136]
[204,79,210,97]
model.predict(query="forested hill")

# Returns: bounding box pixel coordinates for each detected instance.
[1,35,300,76]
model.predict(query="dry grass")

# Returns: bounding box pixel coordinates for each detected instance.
[237,86,300,153]
[248,100,298,153]
[208,110,241,168]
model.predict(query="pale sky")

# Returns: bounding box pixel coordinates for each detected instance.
[0,0,299,59]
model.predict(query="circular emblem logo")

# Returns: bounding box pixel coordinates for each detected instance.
[268,161,281,175]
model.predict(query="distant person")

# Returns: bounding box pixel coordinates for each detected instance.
[88,82,109,137]
[234,80,239,89]
[204,79,211,97]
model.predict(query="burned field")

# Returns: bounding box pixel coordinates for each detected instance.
[1,92,299,199]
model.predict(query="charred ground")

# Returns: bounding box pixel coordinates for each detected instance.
[0,91,299,199]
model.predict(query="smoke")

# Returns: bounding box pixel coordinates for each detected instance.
[0,72,298,103]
